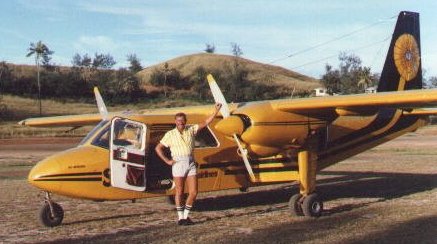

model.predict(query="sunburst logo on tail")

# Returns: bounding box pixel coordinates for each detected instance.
[394,34,420,90]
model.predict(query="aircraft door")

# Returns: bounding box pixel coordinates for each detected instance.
[110,117,147,191]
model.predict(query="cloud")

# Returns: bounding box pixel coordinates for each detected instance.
[74,35,119,54]
[77,0,154,16]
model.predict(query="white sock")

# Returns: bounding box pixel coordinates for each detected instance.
[176,206,184,220]
[183,205,192,219]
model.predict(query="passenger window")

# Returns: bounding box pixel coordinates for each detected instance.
[195,127,218,148]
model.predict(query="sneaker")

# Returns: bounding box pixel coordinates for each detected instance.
[184,217,194,225]
[178,219,186,226]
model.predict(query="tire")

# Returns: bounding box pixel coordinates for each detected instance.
[302,193,323,217]
[38,202,64,227]
[288,194,304,216]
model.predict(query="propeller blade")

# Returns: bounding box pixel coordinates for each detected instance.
[207,74,255,181]
[94,87,108,120]
[233,134,256,181]
[206,74,230,118]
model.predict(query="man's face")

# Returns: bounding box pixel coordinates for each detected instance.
[175,116,186,131]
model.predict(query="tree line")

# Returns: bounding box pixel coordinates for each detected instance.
[0,41,145,109]
[0,41,301,114]
[2,40,437,118]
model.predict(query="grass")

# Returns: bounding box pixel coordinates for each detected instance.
[0,94,207,138]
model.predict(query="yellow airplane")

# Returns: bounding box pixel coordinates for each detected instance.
[20,11,437,227]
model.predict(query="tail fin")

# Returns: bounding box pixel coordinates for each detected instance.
[377,11,422,92]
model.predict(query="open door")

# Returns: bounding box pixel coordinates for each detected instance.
[110,117,147,191]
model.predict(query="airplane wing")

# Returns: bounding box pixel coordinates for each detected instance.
[18,113,103,127]
[271,89,437,115]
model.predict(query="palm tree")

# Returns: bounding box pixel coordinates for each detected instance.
[357,67,373,93]
[26,41,53,116]
[163,62,169,98]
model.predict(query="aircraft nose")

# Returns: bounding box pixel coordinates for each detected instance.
[28,157,61,191]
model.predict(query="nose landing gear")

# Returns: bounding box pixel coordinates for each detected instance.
[39,192,64,227]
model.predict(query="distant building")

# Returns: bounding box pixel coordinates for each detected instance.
[365,86,377,93]
[314,87,329,97]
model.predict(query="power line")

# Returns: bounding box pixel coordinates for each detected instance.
[269,14,397,65]
[290,36,391,70]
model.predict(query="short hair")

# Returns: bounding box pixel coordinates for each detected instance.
[175,112,186,120]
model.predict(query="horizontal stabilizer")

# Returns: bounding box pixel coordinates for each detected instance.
[403,108,437,116]
[272,89,437,115]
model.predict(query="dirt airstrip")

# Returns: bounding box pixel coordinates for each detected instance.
[0,127,436,243]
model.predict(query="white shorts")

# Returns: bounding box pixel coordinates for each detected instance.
[172,156,197,177]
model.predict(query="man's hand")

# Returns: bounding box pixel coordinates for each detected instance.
[197,103,223,131]
[167,159,176,166]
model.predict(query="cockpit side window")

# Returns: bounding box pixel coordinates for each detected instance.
[89,122,219,150]
[195,126,219,148]
[112,119,143,150]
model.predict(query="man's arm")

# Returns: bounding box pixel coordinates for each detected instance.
[197,103,222,131]
[155,143,175,166]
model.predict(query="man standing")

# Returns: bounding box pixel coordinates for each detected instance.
[155,103,222,225]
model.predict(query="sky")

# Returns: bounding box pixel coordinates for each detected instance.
[1,0,437,79]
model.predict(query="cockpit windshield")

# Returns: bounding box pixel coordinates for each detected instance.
[78,120,110,148]
[92,125,111,149]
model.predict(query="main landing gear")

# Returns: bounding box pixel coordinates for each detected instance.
[289,193,323,217]
[289,150,324,218]
[38,192,64,227]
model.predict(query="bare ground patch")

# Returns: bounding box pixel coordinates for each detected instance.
[0,127,436,243]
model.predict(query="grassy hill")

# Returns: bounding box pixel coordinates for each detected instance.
[137,53,320,92]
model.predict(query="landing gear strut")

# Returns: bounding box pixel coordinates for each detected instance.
[38,192,64,227]
[289,150,324,218]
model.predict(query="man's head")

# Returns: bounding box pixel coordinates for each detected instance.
[175,112,187,131]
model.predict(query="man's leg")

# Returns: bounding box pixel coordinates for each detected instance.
[173,176,186,222]
[184,175,197,220]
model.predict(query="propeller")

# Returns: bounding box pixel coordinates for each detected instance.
[206,74,256,181]
[94,87,108,120]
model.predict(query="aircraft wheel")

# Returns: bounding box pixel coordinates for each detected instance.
[239,187,249,192]
[39,202,64,227]
[288,194,303,216]
[302,193,323,217]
